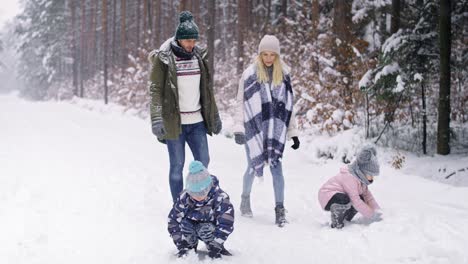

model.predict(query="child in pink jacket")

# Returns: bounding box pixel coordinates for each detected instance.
[318,146,381,229]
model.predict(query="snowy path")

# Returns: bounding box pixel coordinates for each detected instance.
[1,94,467,264]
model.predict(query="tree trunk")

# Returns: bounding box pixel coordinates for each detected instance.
[172,1,179,38]
[90,0,98,79]
[247,0,253,29]
[147,0,152,37]
[333,0,353,104]
[112,0,117,65]
[281,0,288,18]
[366,92,370,138]
[121,0,127,73]
[136,0,141,49]
[179,0,189,12]
[437,0,451,155]
[333,0,352,44]
[207,0,216,84]
[143,0,148,46]
[280,0,287,33]
[421,82,427,154]
[153,0,161,46]
[102,0,109,104]
[81,0,89,98]
[162,0,170,44]
[220,1,227,60]
[311,0,319,40]
[192,0,200,33]
[252,0,258,29]
[84,0,99,97]
[391,0,400,34]
[237,0,247,75]
[71,0,79,96]
[262,0,271,34]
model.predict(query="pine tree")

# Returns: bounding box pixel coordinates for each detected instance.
[16,0,70,99]
[359,0,440,152]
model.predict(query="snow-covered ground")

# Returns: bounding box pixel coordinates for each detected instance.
[1,93,468,264]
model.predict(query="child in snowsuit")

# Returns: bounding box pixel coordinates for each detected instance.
[318,146,381,229]
[168,161,234,258]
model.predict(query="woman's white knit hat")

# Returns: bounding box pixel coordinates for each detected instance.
[258,35,281,55]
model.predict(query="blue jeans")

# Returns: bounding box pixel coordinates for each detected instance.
[241,147,285,205]
[166,122,210,202]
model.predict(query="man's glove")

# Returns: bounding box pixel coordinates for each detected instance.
[151,120,166,138]
[213,112,222,134]
[234,133,246,145]
[291,136,300,150]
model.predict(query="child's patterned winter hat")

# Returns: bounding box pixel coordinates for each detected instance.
[185,160,212,197]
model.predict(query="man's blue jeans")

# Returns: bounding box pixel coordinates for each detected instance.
[166,121,210,202]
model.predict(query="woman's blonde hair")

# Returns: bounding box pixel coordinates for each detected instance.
[255,53,284,86]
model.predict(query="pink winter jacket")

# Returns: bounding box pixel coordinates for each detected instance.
[318,166,380,219]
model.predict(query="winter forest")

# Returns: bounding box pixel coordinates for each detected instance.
[0,0,465,155]
[1,0,468,263]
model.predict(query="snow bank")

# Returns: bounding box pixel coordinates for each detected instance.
[2,94,468,264]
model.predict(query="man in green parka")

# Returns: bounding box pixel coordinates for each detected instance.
[148,11,222,203]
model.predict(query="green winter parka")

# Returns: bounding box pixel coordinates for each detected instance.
[148,40,219,141]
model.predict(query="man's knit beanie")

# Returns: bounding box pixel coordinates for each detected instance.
[175,11,199,40]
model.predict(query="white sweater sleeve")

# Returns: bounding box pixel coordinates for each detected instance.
[287,109,299,139]
[233,74,245,134]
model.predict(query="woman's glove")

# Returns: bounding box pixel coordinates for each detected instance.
[291,136,300,150]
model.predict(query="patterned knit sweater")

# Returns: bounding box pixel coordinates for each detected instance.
[174,55,203,124]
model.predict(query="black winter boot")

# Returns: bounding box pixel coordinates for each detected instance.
[344,206,358,222]
[330,203,351,229]
[275,205,288,227]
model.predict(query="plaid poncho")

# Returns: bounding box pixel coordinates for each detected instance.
[241,65,294,177]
